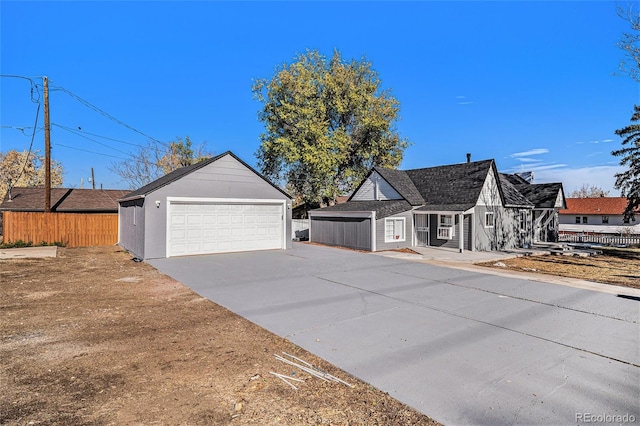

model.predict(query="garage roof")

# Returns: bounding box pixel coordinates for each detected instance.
[119,151,291,201]
[313,200,413,219]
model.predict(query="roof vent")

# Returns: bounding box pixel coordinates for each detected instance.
[466,153,471,163]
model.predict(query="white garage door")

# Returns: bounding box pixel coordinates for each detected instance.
[168,201,284,257]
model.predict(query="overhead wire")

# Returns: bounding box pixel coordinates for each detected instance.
[52,123,138,156]
[1,75,42,193]
[52,124,149,149]
[0,74,40,103]
[55,143,129,160]
[49,81,168,147]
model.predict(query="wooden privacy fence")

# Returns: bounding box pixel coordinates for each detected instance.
[2,211,119,247]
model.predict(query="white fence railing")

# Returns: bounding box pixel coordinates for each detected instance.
[559,232,640,246]
[292,219,309,240]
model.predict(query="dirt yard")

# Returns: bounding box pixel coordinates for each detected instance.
[1,246,439,425]
[478,248,640,290]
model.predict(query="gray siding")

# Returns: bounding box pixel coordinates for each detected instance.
[474,205,497,251]
[374,210,414,251]
[310,217,372,251]
[474,206,532,250]
[502,208,532,249]
[428,214,471,251]
[118,198,145,258]
[351,171,402,201]
[121,154,291,260]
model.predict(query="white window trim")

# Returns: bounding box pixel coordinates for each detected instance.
[437,214,455,240]
[484,212,495,228]
[384,217,406,243]
[519,211,526,233]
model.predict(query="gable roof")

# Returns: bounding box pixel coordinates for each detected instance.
[120,151,291,201]
[499,175,534,208]
[315,200,413,219]
[364,167,425,205]
[501,173,530,186]
[320,159,505,215]
[0,188,128,212]
[560,197,637,215]
[405,159,503,211]
[514,182,565,209]
[500,173,565,209]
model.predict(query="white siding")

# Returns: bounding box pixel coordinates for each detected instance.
[351,171,402,201]
[554,190,565,208]
[476,169,502,206]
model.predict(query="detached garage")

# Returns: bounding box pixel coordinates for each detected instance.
[118,151,292,259]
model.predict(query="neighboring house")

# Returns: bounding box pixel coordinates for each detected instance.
[559,197,640,234]
[118,151,292,260]
[0,187,128,247]
[309,159,541,252]
[500,174,566,243]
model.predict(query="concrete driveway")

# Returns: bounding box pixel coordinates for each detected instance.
[149,243,639,425]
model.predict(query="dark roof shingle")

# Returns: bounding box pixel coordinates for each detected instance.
[499,175,534,207]
[0,188,128,212]
[372,168,424,205]
[406,159,500,211]
[314,200,413,219]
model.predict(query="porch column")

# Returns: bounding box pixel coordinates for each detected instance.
[458,213,464,253]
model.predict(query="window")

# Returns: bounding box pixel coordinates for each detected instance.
[484,212,495,228]
[437,214,455,240]
[602,216,609,224]
[582,216,588,224]
[385,218,405,242]
[520,211,528,232]
[575,216,581,224]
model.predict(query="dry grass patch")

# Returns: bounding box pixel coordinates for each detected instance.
[478,247,640,289]
[1,246,439,426]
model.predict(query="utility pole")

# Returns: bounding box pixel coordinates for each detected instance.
[91,167,95,189]
[44,76,51,212]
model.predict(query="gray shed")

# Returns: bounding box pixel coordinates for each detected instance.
[118,151,292,259]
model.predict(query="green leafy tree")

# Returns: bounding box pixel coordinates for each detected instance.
[613,105,640,219]
[253,49,409,205]
[110,136,210,189]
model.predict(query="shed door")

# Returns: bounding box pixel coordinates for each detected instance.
[168,201,284,257]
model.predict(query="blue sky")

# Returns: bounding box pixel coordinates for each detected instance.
[1,1,638,195]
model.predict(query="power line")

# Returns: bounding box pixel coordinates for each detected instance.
[52,123,138,156]
[49,81,168,147]
[1,125,41,136]
[51,123,148,149]
[9,103,41,192]
[0,74,41,103]
[2,75,43,194]
[55,143,129,160]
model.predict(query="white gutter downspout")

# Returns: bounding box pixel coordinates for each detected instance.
[458,213,464,253]
[371,211,377,252]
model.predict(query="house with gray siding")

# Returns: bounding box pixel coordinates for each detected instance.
[118,151,292,259]
[309,159,540,252]
[501,174,566,243]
